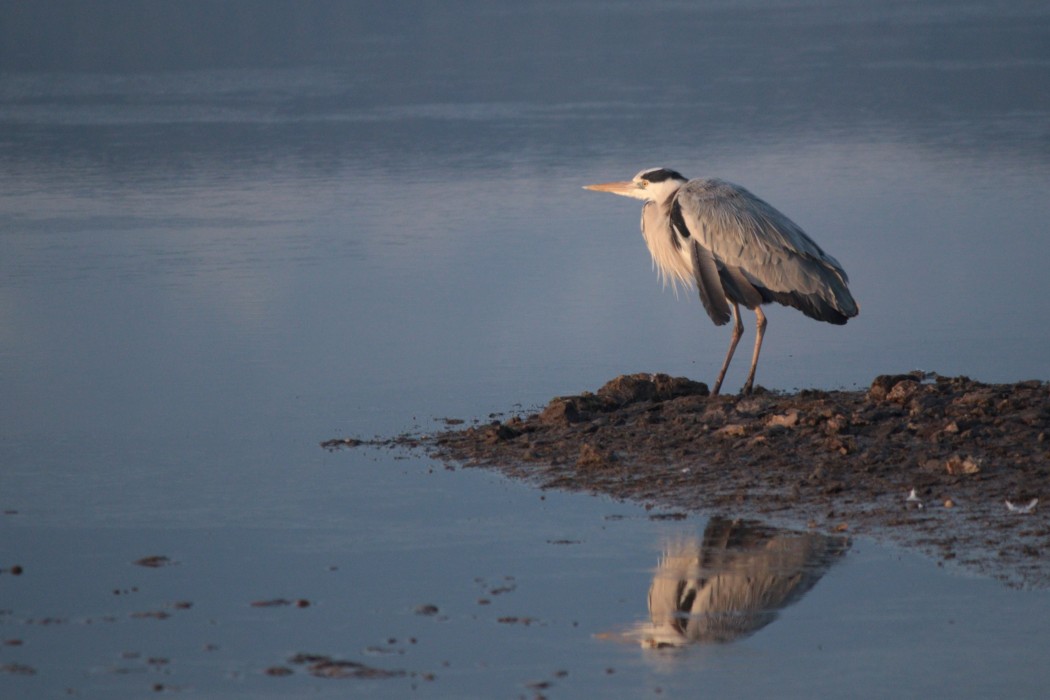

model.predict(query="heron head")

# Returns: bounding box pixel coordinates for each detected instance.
[584,167,687,201]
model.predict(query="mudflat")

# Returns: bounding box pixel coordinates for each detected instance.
[327,373,1050,588]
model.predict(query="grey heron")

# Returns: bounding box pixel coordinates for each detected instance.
[585,168,858,395]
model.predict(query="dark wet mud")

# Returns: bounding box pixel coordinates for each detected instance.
[329,373,1050,588]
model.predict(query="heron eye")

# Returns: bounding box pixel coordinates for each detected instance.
[639,180,649,187]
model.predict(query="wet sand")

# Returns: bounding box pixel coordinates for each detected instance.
[327,372,1050,588]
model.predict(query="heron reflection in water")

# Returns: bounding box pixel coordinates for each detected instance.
[634,517,848,648]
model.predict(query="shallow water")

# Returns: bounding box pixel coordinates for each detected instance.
[2,1,1050,697]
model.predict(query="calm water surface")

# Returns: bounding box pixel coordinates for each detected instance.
[2,2,1050,697]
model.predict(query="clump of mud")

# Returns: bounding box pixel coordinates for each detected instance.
[332,372,1050,587]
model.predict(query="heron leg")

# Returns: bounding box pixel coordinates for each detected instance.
[741,307,767,395]
[712,303,743,397]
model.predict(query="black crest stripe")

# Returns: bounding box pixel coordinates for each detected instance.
[642,168,686,183]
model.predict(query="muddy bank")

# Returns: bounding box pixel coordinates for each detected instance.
[328,373,1050,588]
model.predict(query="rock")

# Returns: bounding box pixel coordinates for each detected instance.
[945,454,981,475]
[868,374,920,402]
[716,423,748,438]
[540,398,584,425]
[287,653,406,680]
[825,414,848,434]
[596,374,659,405]
[482,422,520,443]
[733,397,769,417]
[596,373,708,407]
[886,379,920,404]
[134,555,173,568]
[576,443,615,469]
[767,410,800,429]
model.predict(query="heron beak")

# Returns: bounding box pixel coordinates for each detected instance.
[583,180,638,197]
